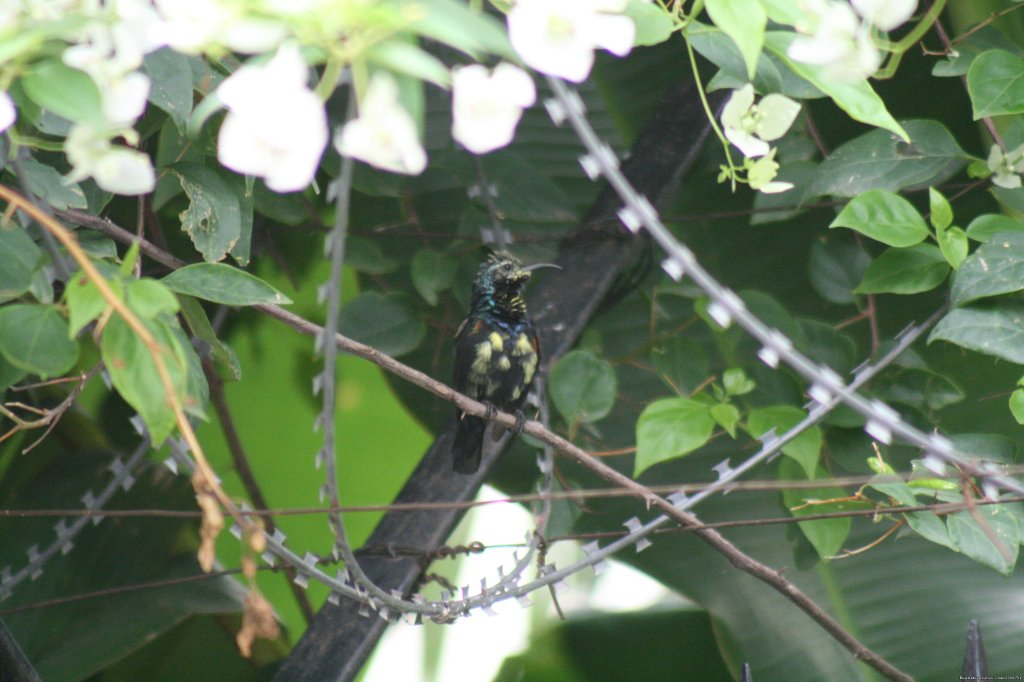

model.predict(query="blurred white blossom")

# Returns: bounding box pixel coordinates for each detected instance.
[335,72,427,175]
[788,0,881,81]
[452,63,535,154]
[65,123,155,195]
[153,0,286,54]
[851,0,917,31]
[216,44,328,192]
[507,0,635,83]
[721,84,800,159]
[0,91,16,133]
[987,144,1024,190]
[747,149,793,194]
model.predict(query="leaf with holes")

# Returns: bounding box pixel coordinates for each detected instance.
[170,164,241,262]
[634,397,714,477]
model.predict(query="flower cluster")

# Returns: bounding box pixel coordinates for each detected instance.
[720,84,801,194]
[788,0,918,81]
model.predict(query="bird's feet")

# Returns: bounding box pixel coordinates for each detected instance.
[512,409,528,434]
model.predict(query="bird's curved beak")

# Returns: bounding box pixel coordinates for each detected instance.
[523,262,562,273]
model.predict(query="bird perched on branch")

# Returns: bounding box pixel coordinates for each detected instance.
[451,250,558,474]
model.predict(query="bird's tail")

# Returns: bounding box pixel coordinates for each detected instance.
[452,414,486,474]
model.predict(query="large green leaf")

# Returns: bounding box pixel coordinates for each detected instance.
[162,263,292,306]
[967,50,1024,119]
[338,291,425,357]
[142,47,194,132]
[830,189,930,247]
[951,232,1024,306]
[0,227,41,304]
[930,303,1024,364]
[705,0,765,79]
[0,304,79,378]
[748,405,821,478]
[20,58,104,126]
[634,397,715,477]
[855,244,949,295]
[807,120,968,198]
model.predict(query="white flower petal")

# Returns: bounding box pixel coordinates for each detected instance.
[452,63,534,154]
[334,74,427,175]
[587,13,635,57]
[0,91,16,133]
[725,127,770,158]
[103,71,150,127]
[757,180,794,194]
[852,0,917,31]
[721,84,755,128]
[93,147,155,195]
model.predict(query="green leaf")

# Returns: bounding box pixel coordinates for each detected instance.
[66,269,123,337]
[170,163,242,263]
[937,225,968,270]
[965,214,1024,242]
[933,25,1024,78]
[951,232,1024,306]
[651,337,709,394]
[830,189,930,247]
[748,405,821,478]
[177,295,241,380]
[410,248,457,306]
[854,244,949,294]
[967,50,1024,119]
[625,0,674,47]
[366,39,451,88]
[764,31,908,141]
[142,47,194,132]
[549,350,618,424]
[338,292,424,357]
[101,314,187,445]
[0,227,41,303]
[806,121,968,199]
[779,458,850,560]
[930,302,1024,364]
[19,157,88,210]
[947,505,1019,575]
[929,187,953,231]
[0,304,79,378]
[722,367,755,396]
[868,475,956,551]
[634,397,714,477]
[162,263,292,306]
[710,402,740,437]
[409,0,515,60]
[1010,389,1024,424]
[20,58,104,126]
[807,238,870,305]
[126,278,181,318]
[705,0,766,79]
[347,237,400,275]
[874,367,964,411]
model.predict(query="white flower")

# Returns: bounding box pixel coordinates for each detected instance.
[452,63,535,154]
[65,124,155,195]
[788,0,881,81]
[508,0,635,83]
[0,91,16,133]
[721,84,800,159]
[216,45,328,192]
[153,0,284,54]
[334,72,427,175]
[851,0,917,31]
[748,149,793,194]
[987,144,1024,190]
